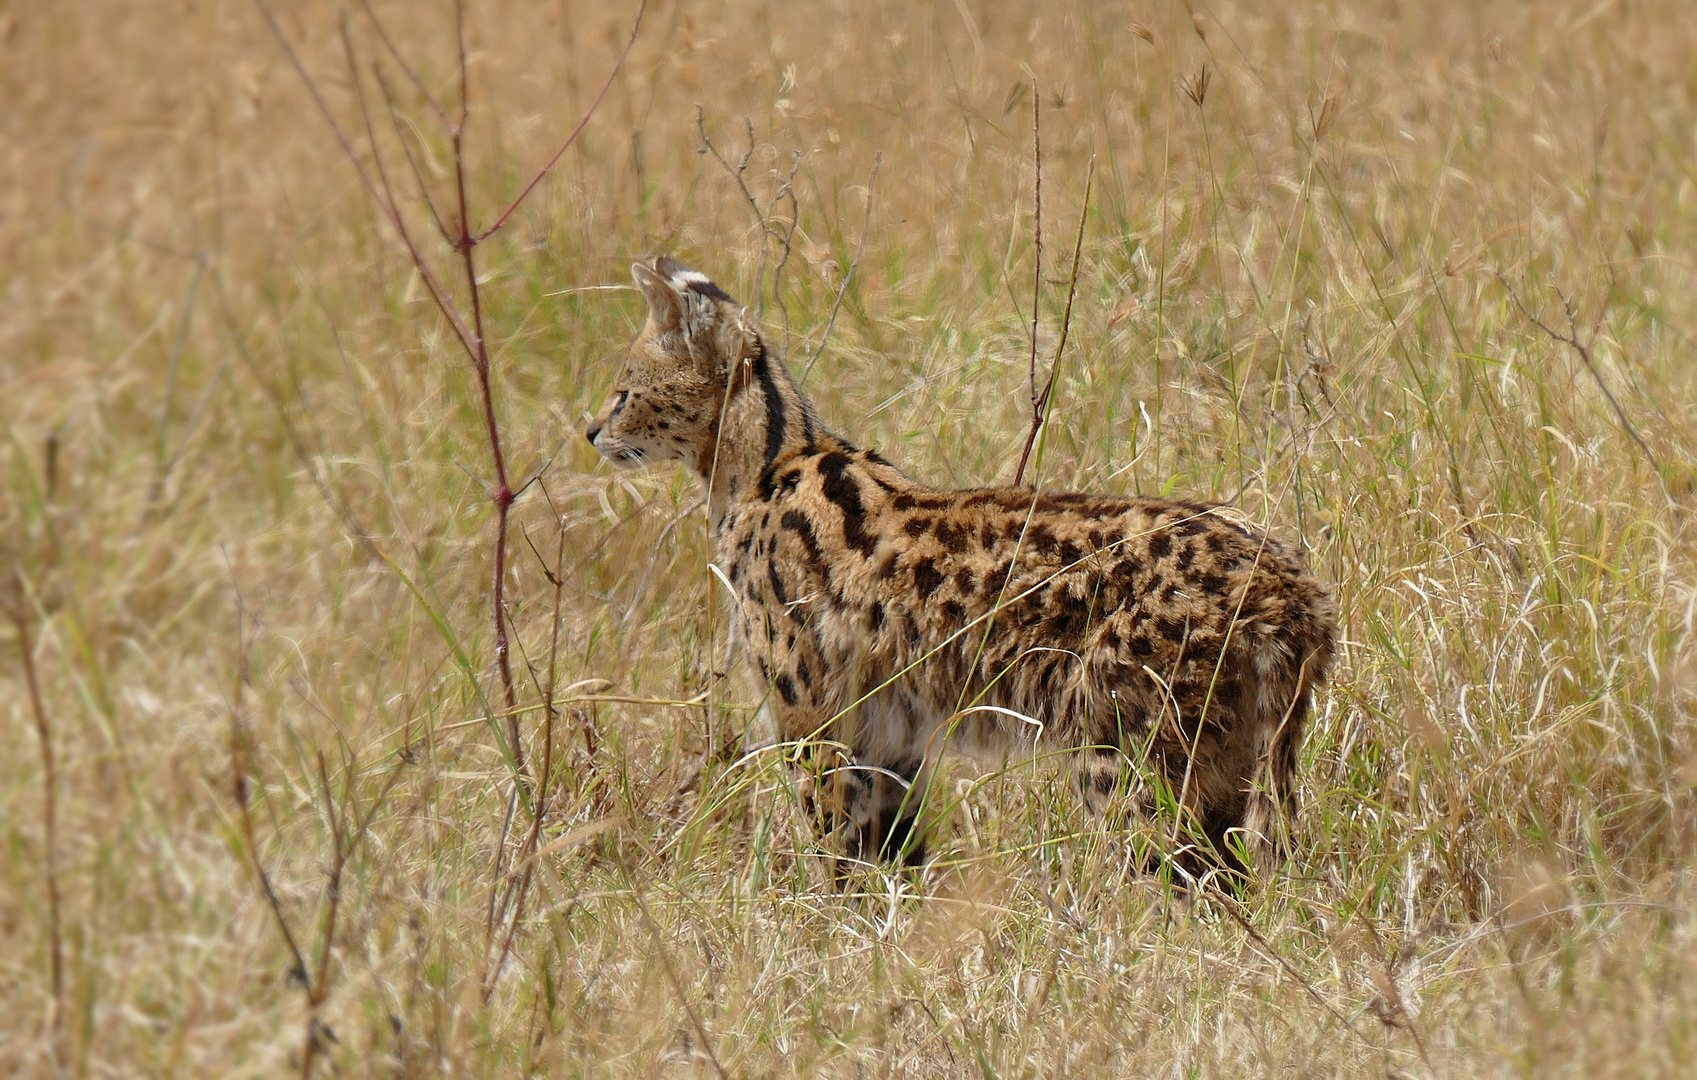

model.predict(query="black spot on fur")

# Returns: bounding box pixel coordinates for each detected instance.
[1058,540,1082,567]
[1158,618,1189,643]
[796,656,813,690]
[904,517,930,539]
[1130,636,1154,657]
[893,494,916,511]
[752,339,788,499]
[869,601,885,630]
[954,568,976,596]
[774,469,804,497]
[781,510,824,566]
[1054,595,1090,637]
[942,600,966,625]
[912,558,944,600]
[934,521,968,553]
[1199,573,1229,595]
[1148,532,1172,559]
[775,672,798,706]
[767,563,789,607]
[819,452,878,556]
[876,550,901,580]
[1025,523,1057,554]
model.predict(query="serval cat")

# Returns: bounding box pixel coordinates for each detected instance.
[588,256,1336,883]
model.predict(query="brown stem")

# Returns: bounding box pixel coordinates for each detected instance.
[8,569,64,1048]
[618,853,728,1080]
[696,107,794,319]
[356,0,450,128]
[253,0,479,356]
[1496,272,1667,496]
[473,0,648,244]
[227,608,310,996]
[1025,77,1043,448]
[801,150,882,384]
[1012,156,1094,487]
[1214,891,1375,1047]
[442,2,521,739]
[369,59,454,246]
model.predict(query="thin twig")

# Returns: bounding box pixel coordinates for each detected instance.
[1495,271,1666,494]
[617,854,729,1079]
[437,0,523,741]
[1013,155,1094,486]
[1213,892,1375,1047]
[696,108,801,320]
[7,567,64,1049]
[802,151,882,384]
[481,590,564,1001]
[1025,77,1043,450]
[251,0,478,356]
[474,0,648,243]
[369,59,454,246]
[228,625,310,993]
[356,0,450,127]
[148,257,207,505]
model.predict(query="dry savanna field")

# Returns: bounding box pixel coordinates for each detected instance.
[6,0,1697,1074]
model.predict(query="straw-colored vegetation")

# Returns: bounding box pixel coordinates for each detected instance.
[5,0,1697,1074]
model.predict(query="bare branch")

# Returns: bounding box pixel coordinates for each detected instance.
[1213,891,1375,1047]
[357,0,450,129]
[371,59,454,246]
[1013,155,1094,487]
[474,0,648,243]
[1496,271,1667,494]
[253,0,477,355]
[227,621,311,996]
[1026,77,1043,446]
[802,150,882,384]
[697,107,791,317]
[454,0,470,130]
[6,567,64,1050]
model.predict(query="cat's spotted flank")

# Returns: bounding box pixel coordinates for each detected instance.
[588,257,1337,882]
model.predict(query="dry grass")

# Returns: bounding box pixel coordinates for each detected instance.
[5,0,1697,1074]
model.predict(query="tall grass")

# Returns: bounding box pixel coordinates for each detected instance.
[3,0,1696,1074]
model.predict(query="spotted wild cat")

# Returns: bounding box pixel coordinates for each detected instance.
[587,256,1336,881]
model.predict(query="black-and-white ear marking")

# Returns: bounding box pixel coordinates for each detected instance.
[654,255,736,305]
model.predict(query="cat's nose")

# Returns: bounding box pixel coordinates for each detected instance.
[585,423,602,446]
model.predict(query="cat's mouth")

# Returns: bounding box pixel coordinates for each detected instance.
[596,442,647,468]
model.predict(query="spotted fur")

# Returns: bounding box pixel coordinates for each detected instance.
[588,257,1337,881]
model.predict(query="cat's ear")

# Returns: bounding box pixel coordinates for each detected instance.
[631,261,686,335]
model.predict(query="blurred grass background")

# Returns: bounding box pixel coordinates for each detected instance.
[4,0,1697,1074]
